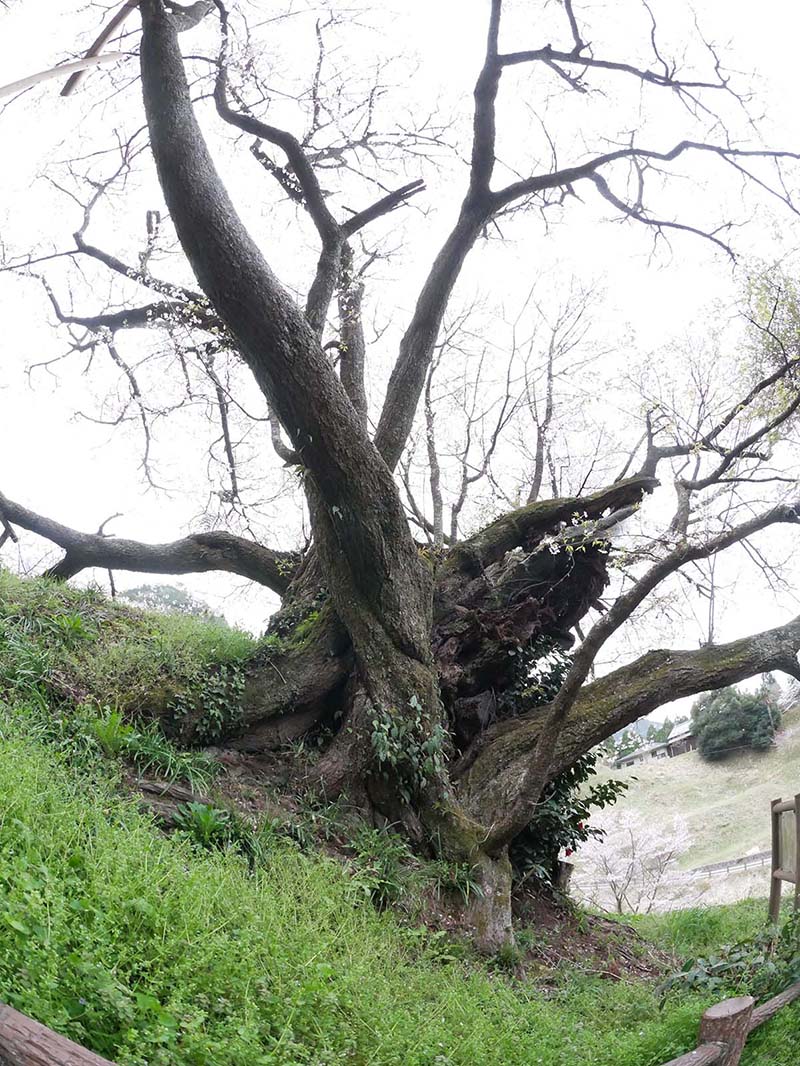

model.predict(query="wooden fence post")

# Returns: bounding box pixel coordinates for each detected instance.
[697,997,755,1066]
[769,797,782,924]
[0,1003,116,1066]
[794,793,800,913]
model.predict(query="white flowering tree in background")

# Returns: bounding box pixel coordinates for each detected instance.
[575,813,692,914]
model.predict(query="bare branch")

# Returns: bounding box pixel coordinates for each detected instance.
[423,361,444,548]
[341,180,426,238]
[484,497,800,850]
[0,493,298,595]
[337,243,368,425]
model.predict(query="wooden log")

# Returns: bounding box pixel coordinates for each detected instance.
[794,792,800,912]
[697,997,754,1066]
[0,1003,116,1065]
[659,1043,722,1066]
[748,980,800,1031]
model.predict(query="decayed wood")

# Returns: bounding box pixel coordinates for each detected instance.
[0,1003,116,1066]
[748,980,800,1031]
[696,997,754,1066]
[132,775,213,825]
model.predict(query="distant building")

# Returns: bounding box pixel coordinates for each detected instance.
[666,723,697,758]
[612,722,697,768]
[614,741,670,769]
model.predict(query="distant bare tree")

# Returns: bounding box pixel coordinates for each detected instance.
[577,813,691,914]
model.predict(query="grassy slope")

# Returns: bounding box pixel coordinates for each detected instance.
[0,568,256,718]
[2,723,796,1066]
[590,708,800,870]
[0,572,797,1065]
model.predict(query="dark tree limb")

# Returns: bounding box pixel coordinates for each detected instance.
[0,493,298,595]
[493,141,800,214]
[341,180,426,238]
[337,243,368,425]
[140,0,432,666]
[213,3,424,343]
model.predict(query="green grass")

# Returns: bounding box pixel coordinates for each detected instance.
[0,569,256,720]
[0,713,770,1066]
[0,711,797,1066]
[632,898,774,956]
[0,570,796,1066]
[630,902,800,1066]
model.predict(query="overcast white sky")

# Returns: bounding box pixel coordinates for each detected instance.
[1,0,799,719]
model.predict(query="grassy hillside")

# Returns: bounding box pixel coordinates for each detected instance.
[0,571,797,1065]
[2,715,798,1066]
[588,709,800,871]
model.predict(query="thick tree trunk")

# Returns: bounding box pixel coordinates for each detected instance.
[461,850,514,953]
[138,0,457,840]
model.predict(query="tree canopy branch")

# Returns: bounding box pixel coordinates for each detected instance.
[0,492,298,594]
[458,613,800,827]
[139,0,432,657]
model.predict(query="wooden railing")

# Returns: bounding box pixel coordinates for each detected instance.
[768,793,800,923]
[661,981,800,1066]
[0,1002,117,1065]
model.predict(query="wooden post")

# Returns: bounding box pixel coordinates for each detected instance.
[794,793,800,913]
[0,1003,116,1065]
[554,860,574,891]
[697,997,755,1066]
[769,797,782,924]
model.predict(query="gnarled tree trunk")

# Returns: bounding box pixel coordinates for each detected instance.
[4,0,800,953]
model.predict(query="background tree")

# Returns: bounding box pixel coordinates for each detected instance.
[692,681,782,761]
[1,0,800,949]
[575,812,691,915]
[119,583,227,623]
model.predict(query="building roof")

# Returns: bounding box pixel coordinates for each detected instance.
[637,741,669,755]
[668,722,694,743]
[614,741,669,766]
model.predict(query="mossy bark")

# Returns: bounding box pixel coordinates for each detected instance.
[455,616,800,820]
